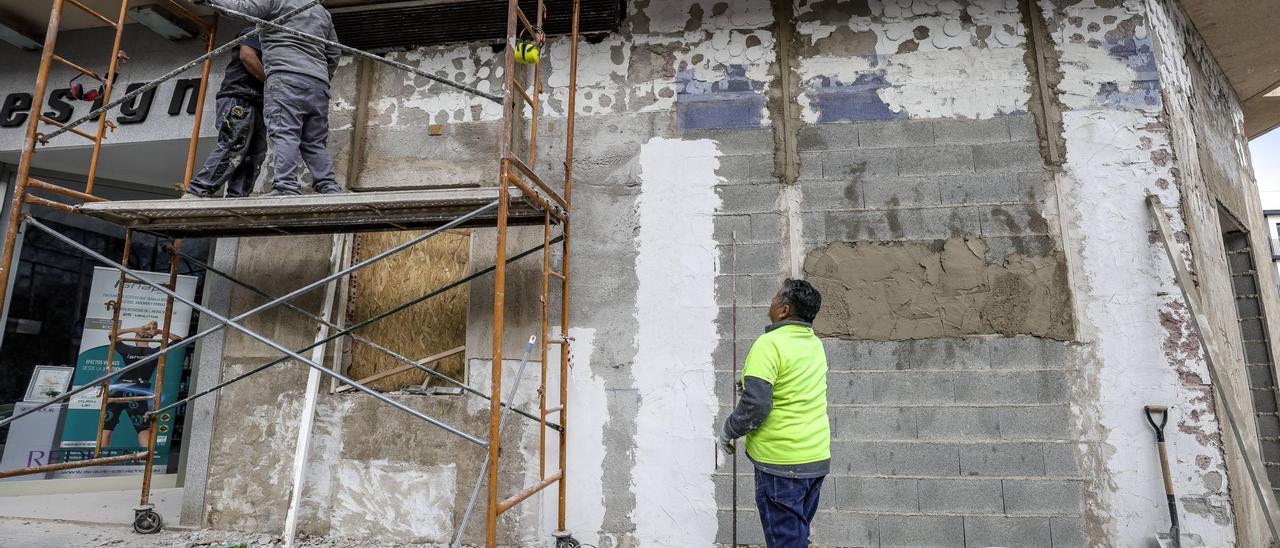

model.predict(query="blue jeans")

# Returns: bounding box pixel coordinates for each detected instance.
[755,468,825,548]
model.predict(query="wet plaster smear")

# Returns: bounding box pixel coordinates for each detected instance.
[631,137,722,547]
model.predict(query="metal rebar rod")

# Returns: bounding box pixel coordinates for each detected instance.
[25,217,487,447]
[202,4,503,103]
[167,240,557,427]
[150,236,563,423]
[42,0,326,142]
[452,336,536,548]
[1,202,496,429]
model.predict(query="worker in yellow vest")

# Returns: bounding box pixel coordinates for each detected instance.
[719,278,830,548]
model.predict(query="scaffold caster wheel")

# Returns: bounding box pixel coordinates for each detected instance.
[132,506,163,535]
[553,530,580,548]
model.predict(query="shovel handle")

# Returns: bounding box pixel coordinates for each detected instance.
[1145,405,1169,442]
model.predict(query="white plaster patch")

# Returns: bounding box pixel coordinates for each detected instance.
[878,47,1029,119]
[330,460,457,544]
[797,55,877,85]
[539,327,607,547]
[630,138,722,547]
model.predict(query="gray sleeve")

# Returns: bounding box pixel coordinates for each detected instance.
[204,0,273,19]
[722,376,773,440]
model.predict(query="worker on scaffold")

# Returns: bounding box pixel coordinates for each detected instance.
[183,26,267,199]
[193,0,343,197]
[719,279,831,548]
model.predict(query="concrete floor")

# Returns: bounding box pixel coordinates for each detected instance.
[0,487,182,525]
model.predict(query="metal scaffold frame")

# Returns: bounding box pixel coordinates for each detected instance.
[0,0,582,546]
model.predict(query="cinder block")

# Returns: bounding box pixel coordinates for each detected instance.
[978,205,1052,237]
[878,515,964,548]
[902,338,990,370]
[1238,296,1263,318]
[835,476,919,512]
[858,119,935,148]
[1233,273,1258,295]
[1248,364,1276,390]
[1050,516,1087,548]
[959,443,1047,476]
[898,145,974,176]
[823,339,900,371]
[826,206,981,241]
[933,117,1011,145]
[861,176,943,208]
[799,150,824,179]
[1043,442,1080,477]
[989,336,1071,370]
[749,213,785,243]
[714,215,752,244]
[800,122,859,151]
[822,148,899,179]
[832,406,918,440]
[829,372,877,404]
[1256,413,1280,439]
[1003,479,1084,515]
[716,508,765,545]
[801,179,864,210]
[1227,250,1254,273]
[685,128,774,155]
[1254,389,1279,414]
[940,172,1041,206]
[800,211,827,243]
[998,405,1072,441]
[840,441,961,476]
[717,242,783,275]
[964,516,1053,548]
[811,510,878,547]
[918,478,1004,513]
[954,371,1067,405]
[717,153,777,184]
[870,371,957,405]
[717,182,782,214]
[1244,341,1272,365]
[917,407,1000,441]
[713,472,756,509]
[1008,114,1039,141]
[973,141,1043,173]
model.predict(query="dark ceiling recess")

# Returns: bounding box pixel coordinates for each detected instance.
[332,0,625,52]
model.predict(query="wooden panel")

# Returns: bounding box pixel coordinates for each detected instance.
[347,229,469,391]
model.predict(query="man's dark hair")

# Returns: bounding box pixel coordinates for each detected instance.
[779,278,822,323]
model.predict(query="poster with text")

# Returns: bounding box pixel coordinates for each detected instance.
[54,267,197,478]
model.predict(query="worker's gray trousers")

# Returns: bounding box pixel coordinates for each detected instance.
[187,96,266,197]
[264,71,340,194]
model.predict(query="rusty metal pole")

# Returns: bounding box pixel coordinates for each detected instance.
[556,0,580,532]
[539,211,550,480]
[0,0,65,326]
[138,251,180,506]
[84,0,131,194]
[93,230,132,457]
[182,16,219,188]
[486,0,522,544]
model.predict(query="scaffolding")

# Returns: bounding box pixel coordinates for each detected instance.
[0,1,580,546]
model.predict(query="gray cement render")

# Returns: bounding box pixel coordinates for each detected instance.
[180,1,1269,547]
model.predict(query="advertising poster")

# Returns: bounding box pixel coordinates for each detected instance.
[54,267,197,478]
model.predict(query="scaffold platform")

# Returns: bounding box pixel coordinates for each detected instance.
[76,188,549,238]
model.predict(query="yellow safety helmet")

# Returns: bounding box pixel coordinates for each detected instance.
[514,26,545,65]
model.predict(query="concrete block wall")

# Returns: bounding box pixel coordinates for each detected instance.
[191,0,1277,546]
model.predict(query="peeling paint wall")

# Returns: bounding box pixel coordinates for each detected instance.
[195,0,1279,546]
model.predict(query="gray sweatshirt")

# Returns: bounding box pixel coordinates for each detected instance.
[203,0,340,84]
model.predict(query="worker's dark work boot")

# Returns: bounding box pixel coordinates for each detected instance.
[264,189,301,197]
[315,184,342,195]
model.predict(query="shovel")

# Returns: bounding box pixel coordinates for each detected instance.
[1145,404,1180,548]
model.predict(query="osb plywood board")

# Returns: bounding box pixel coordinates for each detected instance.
[348,230,469,391]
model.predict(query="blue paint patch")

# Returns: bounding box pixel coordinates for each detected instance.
[676,64,766,131]
[1097,36,1162,110]
[806,71,907,123]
